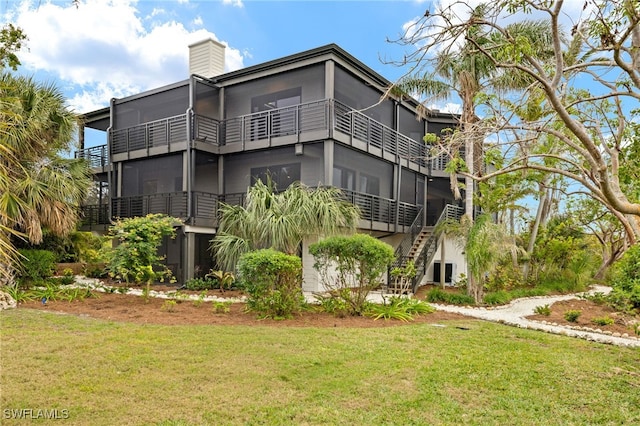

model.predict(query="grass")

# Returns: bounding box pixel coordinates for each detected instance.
[2,309,640,425]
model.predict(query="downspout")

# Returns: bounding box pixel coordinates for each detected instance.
[186,75,195,225]
[107,97,115,222]
[395,158,402,233]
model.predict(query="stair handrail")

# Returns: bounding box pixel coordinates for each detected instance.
[391,208,424,268]
[411,204,464,292]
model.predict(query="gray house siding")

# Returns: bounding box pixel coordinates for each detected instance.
[78,44,463,284]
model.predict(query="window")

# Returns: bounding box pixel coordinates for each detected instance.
[333,166,355,191]
[251,88,302,139]
[251,163,301,190]
[359,173,380,196]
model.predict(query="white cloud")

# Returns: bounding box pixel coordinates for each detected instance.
[222,0,244,8]
[428,103,461,115]
[5,0,245,112]
[401,0,594,55]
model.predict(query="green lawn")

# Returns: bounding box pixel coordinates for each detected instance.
[1,309,639,425]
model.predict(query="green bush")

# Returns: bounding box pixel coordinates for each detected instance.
[237,249,305,319]
[483,291,511,306]
[315,292,352,318]
[366,297,435,321]
[607,244,640,313]
[533,304,551,316]
[591,316,614,326]
[105,214,179,285]
[184,278,218,291]
[309,234,395,316]
[563,310,582,322]
[16,249,56,287]
[425,288,475,305]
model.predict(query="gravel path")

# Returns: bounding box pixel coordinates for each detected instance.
[431,286,640,348]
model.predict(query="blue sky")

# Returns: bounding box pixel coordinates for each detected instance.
[2,0,437,116]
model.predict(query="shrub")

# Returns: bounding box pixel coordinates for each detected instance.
[563,310,582,322]
[533,304,551,316]
[579,291,608,305]
[212,300,232,313]
[607,244,640,314]
[483,291,511,306]
[237,249,305,319]
[161,300,177,313]
[591,316,614,326]
[83,263,107,278]
[16,249,56,287]
[205,270,236,292]
[309,234,395,316]
[184,278,218,291]
[425,288,475,305]
[315,292,351,318]
[366,297,435,321]
[105,214,180,300]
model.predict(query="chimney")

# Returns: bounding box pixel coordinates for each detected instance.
[189,39,226,78]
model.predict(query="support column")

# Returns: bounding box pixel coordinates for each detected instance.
[183,230,195,283]
[324,140,334,186]
[440,238,446,289]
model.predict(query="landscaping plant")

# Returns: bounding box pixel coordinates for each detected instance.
[563,310,582,323]
[205,269,236,293]
[309,234,395,316]
[237,249,305,319]
[366,296,435,321]
[607,243,640,314]
[104,214,181,301]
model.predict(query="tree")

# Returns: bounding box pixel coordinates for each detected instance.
[390,7,555,222]
[105,214,180,300]
[211,179,360,271]
[0,24,26,71]
[440,213,520,303]
[567,196,628,280]
[393,0,640,242]
[309,233,395,315]
[1,73,92,283]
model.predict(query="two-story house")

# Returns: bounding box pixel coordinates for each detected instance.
[77,41,467,292]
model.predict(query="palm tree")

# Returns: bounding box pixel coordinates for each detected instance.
[393,12,555,299]
[211,179,360,271]
[0,73,91,283]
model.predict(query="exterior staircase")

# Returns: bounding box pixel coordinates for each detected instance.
[390,204,464,294]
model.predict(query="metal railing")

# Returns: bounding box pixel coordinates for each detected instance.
[390,204,464,292]
[111,192,189,219]
[220,99,451,171]
[75,145,109,168]
[82,99,453,171]
[339,189,419,227]
[110,114,220,155]
[79,204,110,228]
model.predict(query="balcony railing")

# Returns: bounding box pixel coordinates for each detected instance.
[109,114,220,155]
[82,99,453,171]
[222,99,450,171]
[104,189,417,230]
[75,145,109,168]
[79,204,110,228]
[111,192,189,219]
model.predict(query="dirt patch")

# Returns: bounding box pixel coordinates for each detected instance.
[527,299,639,336]
[19,291,467,328]
[16,282,638,336]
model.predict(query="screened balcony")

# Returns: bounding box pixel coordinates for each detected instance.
[220,99,452,173]
[75,145,109,169]
[109,113,220,156]
[78,204,110,231]
[98,99,452,172]
[99,187,418,232]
